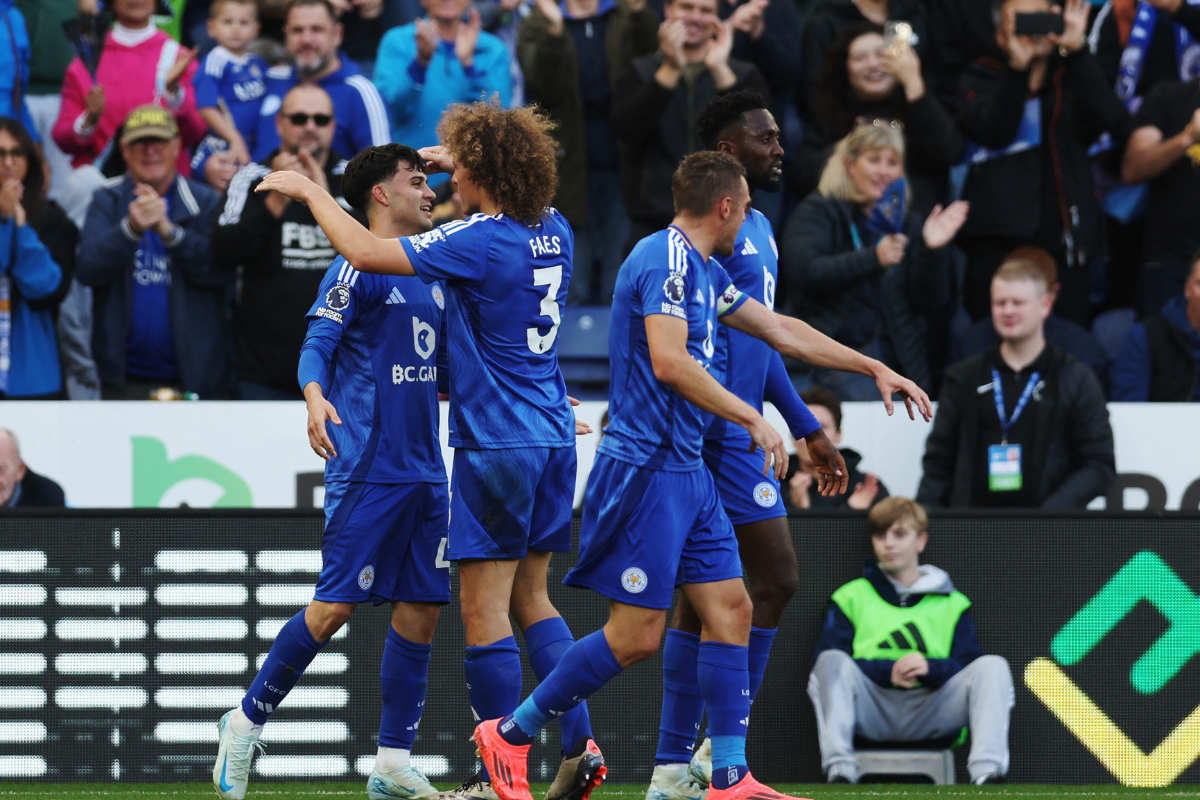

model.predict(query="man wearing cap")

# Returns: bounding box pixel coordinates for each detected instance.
[76,105,228,399]
[213,83,364,400]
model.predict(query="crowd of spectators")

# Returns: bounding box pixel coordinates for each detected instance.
[0,0,1197,503]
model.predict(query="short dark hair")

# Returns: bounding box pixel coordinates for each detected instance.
[342,143,425,214]
[696,90,769,150]
[800,386,842,431]
[287,0,337,22]
[672,151,746,217]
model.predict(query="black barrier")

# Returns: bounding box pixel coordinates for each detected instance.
[0,510,1198,786]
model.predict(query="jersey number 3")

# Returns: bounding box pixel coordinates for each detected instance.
[527,265,563,354]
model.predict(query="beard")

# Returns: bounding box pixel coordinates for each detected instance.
[295,52,331,78]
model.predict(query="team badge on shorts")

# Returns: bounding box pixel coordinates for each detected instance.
[358,565,375,591]
[432,285,445,309]
[621,567,648,594]
[753,482,778,508]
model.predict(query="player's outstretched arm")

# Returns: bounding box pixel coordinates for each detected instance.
[722,297,933,421]
[645,314,786,478]
[302,381,342,461]
[254,170,415,275]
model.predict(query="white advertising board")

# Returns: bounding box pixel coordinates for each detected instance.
[1,402,1198,510]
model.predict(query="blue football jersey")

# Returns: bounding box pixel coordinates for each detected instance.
[301,257,446,484]
[706,209,780,443]
[193,47,267,147]
[400,211,576,449]
[599,226,749,471]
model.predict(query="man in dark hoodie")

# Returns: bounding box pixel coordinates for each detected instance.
[786,386,889,511]
[213,83,365,399]
[809,497,1013,785]
[1112,253,1200,400]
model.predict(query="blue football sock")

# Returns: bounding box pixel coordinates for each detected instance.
[697,641,749,790]
[525,616,594,754]
[503,630,622,744]
[748,627,778,703]
[378,627,432,750]
[655,629,704,765]
[464,637,522,781]
[242,609,325,725]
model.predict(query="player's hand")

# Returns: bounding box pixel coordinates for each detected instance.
[747,415,787,480]
[872,363,933,421]
[568,395,593,435]
[891,652,929,688]
[788,470,812,509]
[305,384,342,460]
[256,169,320,203]
[804,427,847,497]
[846,473,880,510]
[921,201,969,249]
[417,145,455,175]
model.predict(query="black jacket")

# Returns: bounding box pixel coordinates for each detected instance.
[77,175,228,396]
[213,154,363,392]
[780,194,954,393]
[955,51,1132,261]
[10,468,65,507]
[612,54,769,228]
[950,313,1110,395]
[797,0,927,120]
[917,344,1115,508]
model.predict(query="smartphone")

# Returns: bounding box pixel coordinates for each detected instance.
[1014,11,1064,36]
[882,20,916,53]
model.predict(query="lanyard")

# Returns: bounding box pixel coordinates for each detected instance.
[992,367,1039,445]
[849,222,862,251]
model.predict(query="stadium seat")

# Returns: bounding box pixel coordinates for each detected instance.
[1091,308,1137,365]
[856,749,955,784]
[558,305,612,394]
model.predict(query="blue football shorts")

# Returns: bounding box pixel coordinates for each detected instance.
[315,480,451,604]
[447,446,576,560]
[702,437,786,526]
[563,453,743,610]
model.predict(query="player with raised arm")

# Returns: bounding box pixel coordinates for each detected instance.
[647,91,850,800]
[255,101,607,800]
[465,152,932,800]
[213,144,449,800]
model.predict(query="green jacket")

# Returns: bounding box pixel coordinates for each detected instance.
[518,0,658,226]
[15,0,76,95]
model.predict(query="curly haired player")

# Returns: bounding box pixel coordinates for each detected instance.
[256,100,605,800]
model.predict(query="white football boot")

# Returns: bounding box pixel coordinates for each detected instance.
[440,771,500,800]
[644,763,708,800]
[367,763,440,799]
[688,738,712,788]
[213,709,264,800]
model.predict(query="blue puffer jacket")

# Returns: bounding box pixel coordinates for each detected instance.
[0,201,76,397]
[76,174,230,396]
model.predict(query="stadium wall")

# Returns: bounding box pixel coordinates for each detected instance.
[4,402,1200,510]
[0,510,1197,786]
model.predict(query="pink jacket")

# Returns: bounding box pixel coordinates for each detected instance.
[53,29,206,176]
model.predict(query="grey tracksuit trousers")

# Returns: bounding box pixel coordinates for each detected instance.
[807,649,1015,782]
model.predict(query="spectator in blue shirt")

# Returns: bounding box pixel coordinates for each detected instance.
[1112,254,1200,401]
[374,0,512,181]
[76,105,228,399]
[0,117,75,399]
[194,0,268,172]
[252,0,391,162]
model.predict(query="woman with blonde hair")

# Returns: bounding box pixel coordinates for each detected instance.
[781,120,968,398]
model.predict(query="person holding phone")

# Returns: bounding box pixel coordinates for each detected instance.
[787,21,963,216]
[954,0,1132,327]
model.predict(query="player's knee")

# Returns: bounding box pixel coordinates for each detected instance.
[307,601,354,641]
[813,648,856,682]
[749,567,798,619]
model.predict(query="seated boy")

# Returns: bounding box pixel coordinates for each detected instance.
[808,497,1013,785]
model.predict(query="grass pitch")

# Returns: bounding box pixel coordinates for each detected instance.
[2,784,1199,799]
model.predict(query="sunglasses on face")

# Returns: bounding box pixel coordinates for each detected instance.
[855,117,905,131]
[0,148,27,161]
[282,112,333,127]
